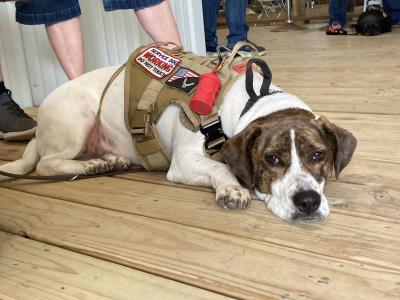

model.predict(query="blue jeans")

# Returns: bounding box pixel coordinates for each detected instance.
[202,0,249,51]
[328,0,349,25]
[383,0,400,24]
[16,0,164,25]
[329,0,400,25]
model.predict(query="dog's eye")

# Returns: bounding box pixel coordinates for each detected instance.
[311,151,325,162]
[265,155,281,166]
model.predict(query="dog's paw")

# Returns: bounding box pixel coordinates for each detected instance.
[216,185,251,209]
[114,156,131,171]
[100,153,131,171]
[83,159,112,175]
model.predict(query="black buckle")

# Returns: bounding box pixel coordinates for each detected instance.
[200,117,228,152]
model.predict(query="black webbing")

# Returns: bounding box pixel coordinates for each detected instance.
[240,58,273,118]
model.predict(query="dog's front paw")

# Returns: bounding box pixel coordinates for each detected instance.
[216,185,251,209]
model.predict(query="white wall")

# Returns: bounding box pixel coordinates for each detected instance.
[0,0,205,107]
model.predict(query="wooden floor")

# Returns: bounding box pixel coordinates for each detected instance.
[1,25,400,299]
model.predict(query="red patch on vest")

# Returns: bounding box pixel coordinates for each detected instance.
[134,47,181,79]
[232,61,256,74]
[232,62,248,74]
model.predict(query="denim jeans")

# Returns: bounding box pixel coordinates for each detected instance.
[16,0,164,25]
[328,0,349,25]
[329,0,400,25]
[202,0,249,51]
[383,0,400,24]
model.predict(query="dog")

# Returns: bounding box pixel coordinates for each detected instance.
[0,63,357,222]
[353,6,392,36]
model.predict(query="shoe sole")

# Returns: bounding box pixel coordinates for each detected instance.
[1,127,36,141]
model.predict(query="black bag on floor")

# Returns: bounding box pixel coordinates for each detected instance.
[353,8,392,36]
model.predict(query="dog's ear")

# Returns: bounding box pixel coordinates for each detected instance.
[318,116,357,178]
[221,124,261,188]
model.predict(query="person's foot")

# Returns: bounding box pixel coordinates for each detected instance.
[229,40,266,58]
[0,89,36,141]
[326,24,347,35]
[206,45,229,57]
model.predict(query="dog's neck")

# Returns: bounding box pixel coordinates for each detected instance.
[220,72,314,137]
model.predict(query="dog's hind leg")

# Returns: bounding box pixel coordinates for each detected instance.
[36,153,131,176]
[36,157,112,176]
[0,138,40,181]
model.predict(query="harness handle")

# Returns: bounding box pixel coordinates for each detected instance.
[245,58,272,100]
[152,41,183,53]
[240,58,273,117]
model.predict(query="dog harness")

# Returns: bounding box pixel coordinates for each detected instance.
[97,42,263,171]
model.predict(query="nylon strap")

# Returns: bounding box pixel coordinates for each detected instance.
[240,58,273,118]
[96,63,127,124]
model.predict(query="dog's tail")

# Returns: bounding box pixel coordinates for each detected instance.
[0,138,40,182]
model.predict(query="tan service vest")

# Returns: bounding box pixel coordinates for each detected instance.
[99,42,260,171]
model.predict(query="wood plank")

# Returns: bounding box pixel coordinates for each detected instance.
[1,177,400,270]
[272,67,400,89]
[0,140,26,161]
[322,112,400,163]
[0,188,398,300]
[250,27,400,54]
[0,232,231,300]
[278,86,400,115]
[245,27,400,115]
[339,157,400,190]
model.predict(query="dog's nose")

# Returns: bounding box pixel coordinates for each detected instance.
[293,190,321,215]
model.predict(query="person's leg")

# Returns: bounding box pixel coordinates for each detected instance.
[135,0,181,46]
[328,0,350,26]
[201,0,220,52]
[46,17,85,80]
[16,0,84,80]
[224,0,264,57]
[103,0,181,46]
[383,0,400,24]
[224,0,248,49]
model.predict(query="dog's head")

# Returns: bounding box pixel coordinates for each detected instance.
[222,109,357,222]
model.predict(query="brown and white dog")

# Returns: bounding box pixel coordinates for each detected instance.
[0,65,356,222]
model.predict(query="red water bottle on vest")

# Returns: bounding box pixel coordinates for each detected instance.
[189,71,221,115]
